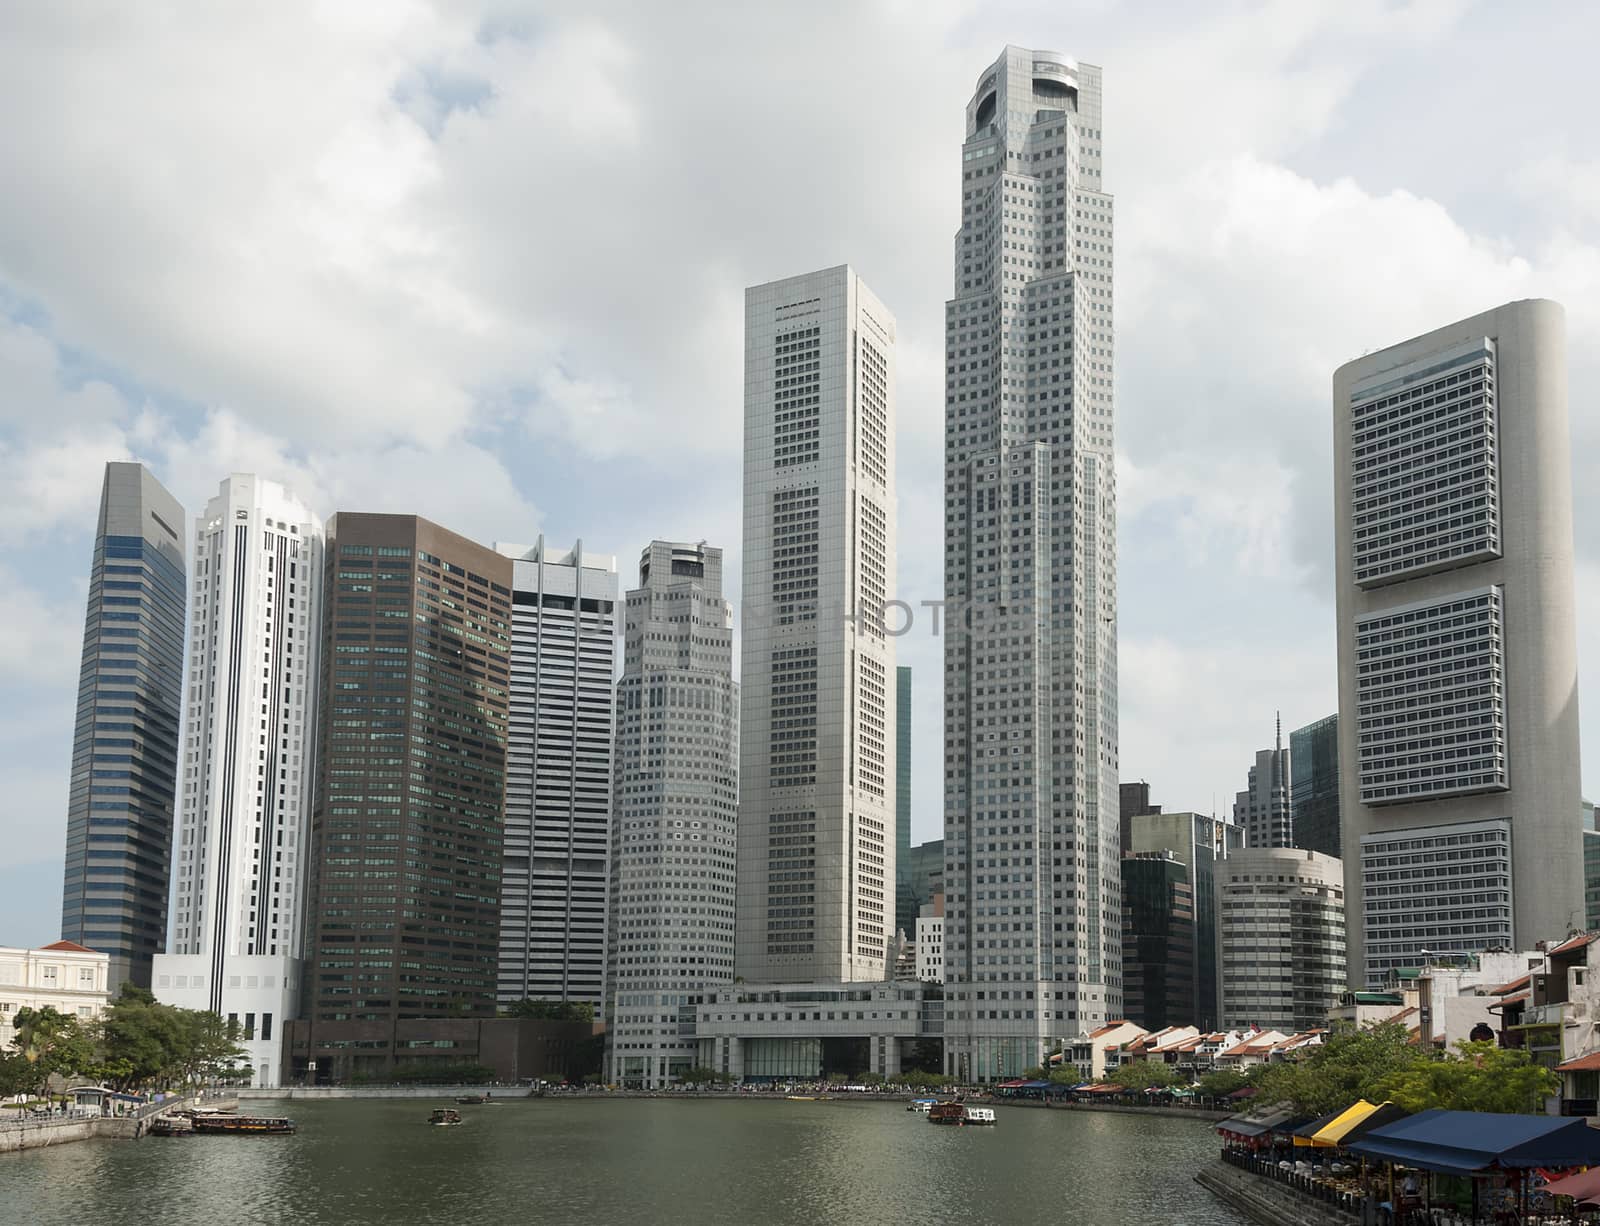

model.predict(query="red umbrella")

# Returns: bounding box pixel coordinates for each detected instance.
[1542,1167,1600,1206]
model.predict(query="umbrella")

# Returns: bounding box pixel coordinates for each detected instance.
[1541,1166,1600,1207]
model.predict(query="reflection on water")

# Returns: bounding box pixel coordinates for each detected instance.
[5,1098,1251,1226]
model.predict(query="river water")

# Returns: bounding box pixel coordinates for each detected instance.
[3,1097,1251,1225]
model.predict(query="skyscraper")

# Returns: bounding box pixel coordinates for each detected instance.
[495,538,618,1011]
[1125,809,1240,1031]
[153,475,322,1087]
[895,666,914,938]
[737,265,897,985]
[1234,719,1292,848]
[60,462,186,991]
[296,515,511,1081]
[942,46,1119,1081]
[1289,714,1341,859]
[1334,300,1582,985]
[607,541,738,1088]
[1120,851,1194,1032]
[1218,847,1345,1032]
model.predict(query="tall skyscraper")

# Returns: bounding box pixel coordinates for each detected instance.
[1234,718,1292,848]
[495,538,618,1010]
[1119,851,1194,1032]
[1289,714,1341,858]
[941,46,1119,1081]
[153,475,322,1087]
[296,515,512,1081]
[60,462,186,991]
[895,666,915,938]
[607,541,738,1088]
[737,265,897,985]
[1334,300,1582,985]
[1125,809,1240,1031]
[1218,847,1345,1032]
[1118,780,1159,862]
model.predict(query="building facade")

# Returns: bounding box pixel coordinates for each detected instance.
[1120,851,1194,1032]
[895,666,915,938]
[607,541,739,1089]
[1234,722,1293,848]
[941,44,1120,1083]
[737,265,897,985]
[1289,714,1341,859]
[60,462,187,991]
[153,475,323,1087]
[495,539,619,1011]
[1124,809,1239,1031]
[1585,802,1600,934]
[0,941,112,1048]
[1334,300,1583,985]
[1217,847,1346,1033]
[294,515,512,1083]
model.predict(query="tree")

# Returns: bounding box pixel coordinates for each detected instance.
[501,999,595,1023]
[1254,1022,1422,1116]
[1023,1066,1048,1081]
[93,982,248,1090]
[1047,1068,1080,1087]
[1374,1042,1557,1115]
[0,1052,35,1098]
[680,1067,719,1086]
[902,1069,952,1090]
[9,1007,94,1095]
[1197,1068,1257,1098]
[1105,1061,1181,1090]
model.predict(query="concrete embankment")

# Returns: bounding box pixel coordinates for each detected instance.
[1,1094,234,1153]
[238,1085,526,1100]
[1195,1160,1361,1226]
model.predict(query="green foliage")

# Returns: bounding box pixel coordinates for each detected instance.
[679,1066,719,1085]
[0,1051,37,1097]
[901,1069,952,1089]
[861,1072,885,1086]
[8,1006,96,1095]
[389,1062,495,1085]
[1197,1067,1258,1098]
[500,998,595,1023]
[92,982,249,1090]
[1023,1066,1047,1081]
[1254,1022,1419,1116]
[1047,1068,1079,1086]
[1373,1042,1557,1115]
[1104,1061,1182,1089]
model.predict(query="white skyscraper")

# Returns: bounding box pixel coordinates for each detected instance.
[153,474,323,1087]
[495,538,619,1010]
[942,47,1120,1081]
[607,541,738,1088]
[1334,299,1582,985]
[738,265,897,986]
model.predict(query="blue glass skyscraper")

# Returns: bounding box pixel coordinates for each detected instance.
[60,462,186,990]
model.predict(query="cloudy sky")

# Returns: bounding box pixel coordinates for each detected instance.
[2,0,1597,948]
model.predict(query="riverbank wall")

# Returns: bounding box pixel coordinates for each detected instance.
[239,1085,525,1100]
[1196,1160,1362,1226]
[1,1094,232,1153]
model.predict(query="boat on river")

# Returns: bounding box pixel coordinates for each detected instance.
[908,1099,936,1113]
[928,1102,996,1127]
[455,1095,488,1105]
[191,1114,296,1135]
[429,1108,464,1127]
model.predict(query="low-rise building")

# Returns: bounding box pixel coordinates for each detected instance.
[1064,1020,1149,1082]
[1213,1030,1292,1071]
[0,941,112,1046]
[693,981,943,1082]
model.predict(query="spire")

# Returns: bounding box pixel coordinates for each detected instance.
[1275,710,1282,753]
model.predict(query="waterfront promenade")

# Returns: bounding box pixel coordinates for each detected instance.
[0,1094,237,1153]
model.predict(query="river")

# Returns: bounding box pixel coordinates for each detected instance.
[3,1097,1251,1225]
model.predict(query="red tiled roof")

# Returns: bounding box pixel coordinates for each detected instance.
[1492,974,1531,996]
[1550,933,1598,957]
[38,940,95,953]
[1559,1051,1600,1073]
[1495,992,1529,1007]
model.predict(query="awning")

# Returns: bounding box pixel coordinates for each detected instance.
[1348,1109,1600,1176]
[1292,1109,1346,1148]
[1020,1080,1050,1089]
[996,1079,1028,1088]
[1542,1166,1600,1207]
[1558,1051,1600,1073]
[1218,1107,1296,1139]
[1316,1101,1409,1147]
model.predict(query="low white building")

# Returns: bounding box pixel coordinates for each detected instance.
[0,941,112,1047]
[1064,1020,1149,1082]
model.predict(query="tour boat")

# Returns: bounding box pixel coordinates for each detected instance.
[429,1108,464,1127]
[455,1095,487,1105]
[908,1099,936,1113]
[191,1114,296,1135]
[928,1102,996,1127]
